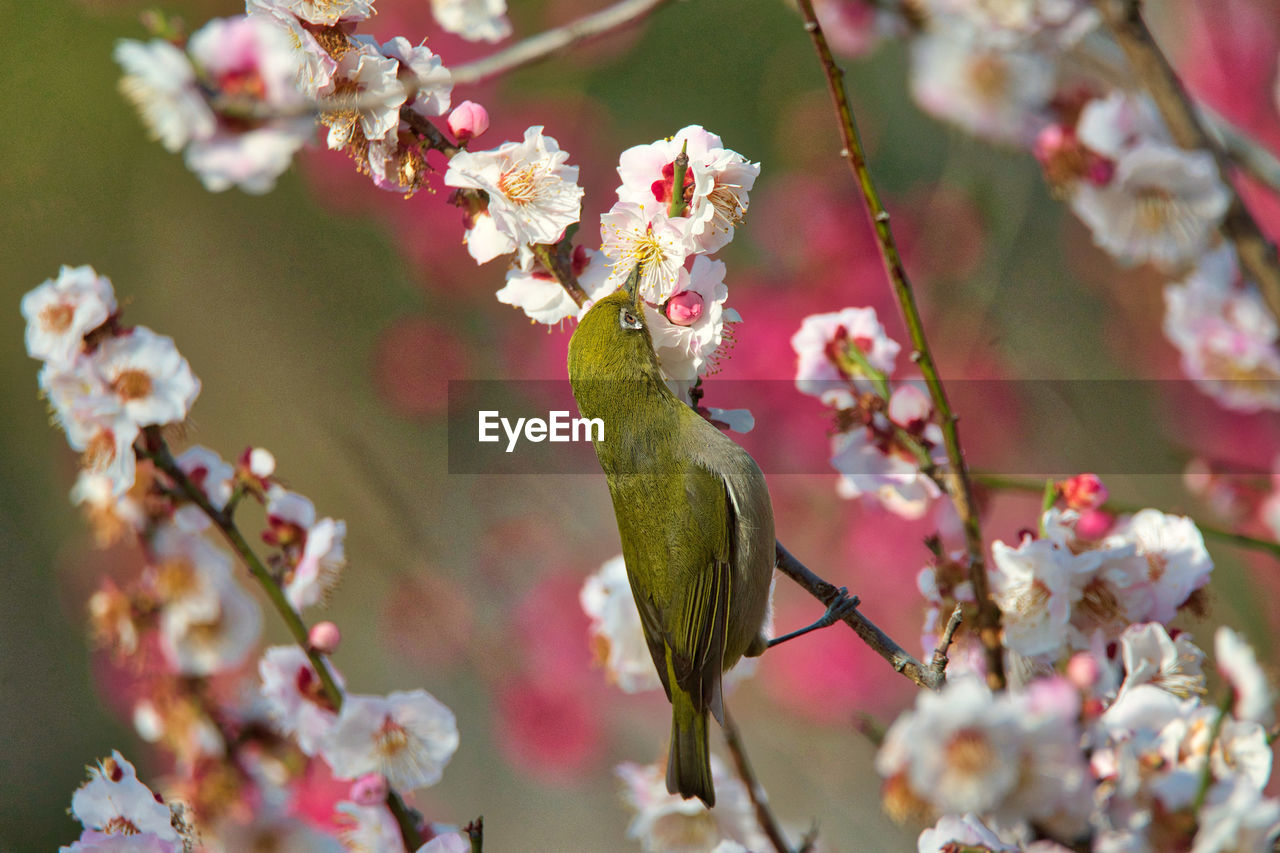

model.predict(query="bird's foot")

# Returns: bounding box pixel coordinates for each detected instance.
[766,587,860,649]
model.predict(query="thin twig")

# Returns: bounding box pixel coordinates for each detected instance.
[138,430,425,851]
[971,472,1280,559]
[927,603,964,681]
[721,711,795,853]
[791,0,1005,689]
[466,816,485,853]
[775,542,950,691]
[1094,0,1280,320]
[449,0,676,85]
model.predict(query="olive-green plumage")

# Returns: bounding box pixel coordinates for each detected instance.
[567,284,775,808]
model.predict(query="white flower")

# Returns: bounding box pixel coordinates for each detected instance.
[41,360,140,495]
[417,832,470,853]
[70,751,180,841]
[463,209,518,264]
[616,756,767,853]
[380,37,453,118]
[599,203,695,303]
[114,39,216,153]
[1104,509,1212,624]
[581,556,663,693]
[791,307,901,407]
[175,445,234,512]
[989,536,1078,658]
[909,21,1054,145]
[321,40,407,149]
[184,15,315,194]
[1117,623,1205,700]
[1076,91,1167,160]
[321,690,460,790]
[286,517,346,610]
[1191,777,1280,853]
[61,832,181,852]
[495,246,612,325]
[917,813,1017,852]
[1215,627,1275,726]
[22,265,117,365]
[335,802,406,853]
[643,256,732,387]
[246,0,337,98]
[830,424,942,519]
[152,526,262,675]
[259,645,343,754]
[93,327,201,428]
[431,0,512,43]
[1164,247,1280,413]
[257,0,374,26]
[1071,143,1230,269]
[884,677,1093,830]
[445,126,584,248]
[926,0,1099,49]
[614,125,759,254]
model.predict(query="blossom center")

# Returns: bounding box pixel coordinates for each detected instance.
[498,164,547,206]
[111,369,154,402]
[83,429,120,472]
[967,56,1009,101]
[1134,188,1175,233]
[375,714,411,760]
[104,816,141,835]
[40,302,76,334]
[944,727,995,776]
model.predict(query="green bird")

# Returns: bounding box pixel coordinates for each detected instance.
[567,278,777,807]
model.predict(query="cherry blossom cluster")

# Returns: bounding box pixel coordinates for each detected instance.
[894,474,1279,851]
[114,0,502,197]
[790,306,945,517]
[813,0,1280,414]
[23,269,464,852]
[448,122,760,417]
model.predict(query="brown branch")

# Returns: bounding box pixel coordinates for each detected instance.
[791,0,1004,688]
[449,0,676,85]
[775,542,954,691]
[721,711,795,853]
[1094,0,1280,320]
[532,241,588,305]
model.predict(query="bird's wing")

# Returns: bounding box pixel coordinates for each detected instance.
[664,463,733,725]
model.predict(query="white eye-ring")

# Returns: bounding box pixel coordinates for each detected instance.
[619,307,642,330]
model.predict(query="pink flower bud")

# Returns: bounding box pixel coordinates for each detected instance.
[1032,124,1070,168]
[888,384,931,429]
[1060,473,1108,510]
[349,772,387,806]
[448,101,489,145]
[309,621,341,654]
[1075,508,1114,540]
[664,290,704,326]
[1066,652,1101,690]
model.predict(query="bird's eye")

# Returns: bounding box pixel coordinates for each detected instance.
[619,308,642,330]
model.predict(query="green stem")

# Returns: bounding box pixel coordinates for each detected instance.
[138,431,425,850]
[972,472,1280,558]
[793,0,1005,689]
[667,141,689,219]
[467,816,484,853]
[1193,692,1233,812]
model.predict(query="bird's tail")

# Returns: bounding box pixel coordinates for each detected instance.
[666,685,715,807]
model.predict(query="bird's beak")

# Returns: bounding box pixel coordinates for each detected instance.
[622,264,642,307]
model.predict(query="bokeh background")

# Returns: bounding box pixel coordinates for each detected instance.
[3,0,1280,849]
